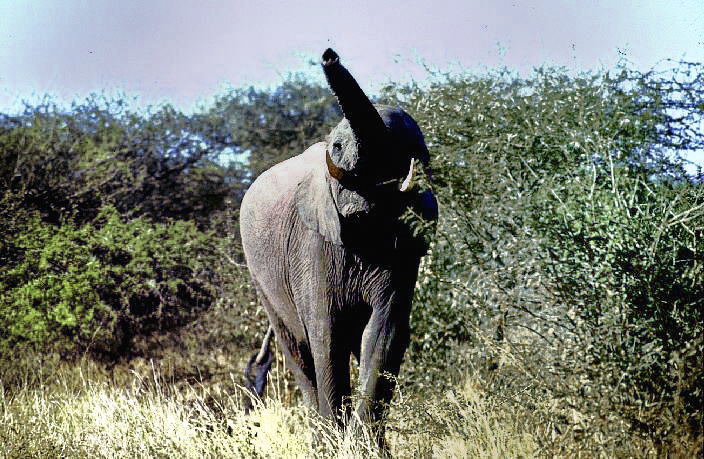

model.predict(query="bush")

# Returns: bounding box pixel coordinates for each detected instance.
[0,96,245,227]
[533,166,704,437]
[381,62,703,449]
[0,205,215,358]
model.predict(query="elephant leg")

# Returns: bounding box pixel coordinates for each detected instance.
[355,305,411,436]
[268,314,318,408]
[309,321,352,422]
[252,278,318,408]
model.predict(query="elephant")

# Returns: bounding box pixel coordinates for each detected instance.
[239,48,437,441]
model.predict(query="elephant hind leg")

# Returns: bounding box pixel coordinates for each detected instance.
[268,313,319,408]
[249,277,318,408]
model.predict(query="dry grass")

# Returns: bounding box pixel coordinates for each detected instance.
[0,356,537,458]
[388,378,537,458]
[3,346,699,458]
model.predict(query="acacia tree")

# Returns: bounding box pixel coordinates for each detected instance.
[203,76,341,180]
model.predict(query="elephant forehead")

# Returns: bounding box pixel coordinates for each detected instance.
[378,107,425,148]
[330,118,357,143]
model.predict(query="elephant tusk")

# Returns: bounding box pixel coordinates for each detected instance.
[399,158,415,192]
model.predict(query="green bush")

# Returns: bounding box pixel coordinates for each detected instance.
[0,97,244,227]
[0,205,215,358]
[386,67,665,384]
[381,62,703,447]
[533,166,703,435]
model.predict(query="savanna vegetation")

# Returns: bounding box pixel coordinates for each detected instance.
[1,60,702,457]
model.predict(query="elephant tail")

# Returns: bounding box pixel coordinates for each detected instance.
[244,325,275,408]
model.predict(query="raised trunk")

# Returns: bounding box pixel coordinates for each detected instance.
[321,48,386,150]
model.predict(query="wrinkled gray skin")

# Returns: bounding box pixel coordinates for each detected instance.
[240,48,437,441]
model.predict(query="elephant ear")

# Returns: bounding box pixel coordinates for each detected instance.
[295,168,343,245]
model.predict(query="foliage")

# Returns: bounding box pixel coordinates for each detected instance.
[205,75,341,179]
[0,97,245,227]
[0,205,214,358]
[381,62,703,446]
[533,167,703,437]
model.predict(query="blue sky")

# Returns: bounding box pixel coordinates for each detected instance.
[1,0,703,164]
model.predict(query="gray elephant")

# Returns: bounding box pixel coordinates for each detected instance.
[239,48,437,440]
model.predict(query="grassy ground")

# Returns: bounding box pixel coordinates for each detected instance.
[3,342,699,458]
[0,354,538,458]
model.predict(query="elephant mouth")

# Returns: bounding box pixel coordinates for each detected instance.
[331,177,408,227]
[336,192,401,226]
[341,207,372,223]
[331,184,373,220]
[338,195,371,220]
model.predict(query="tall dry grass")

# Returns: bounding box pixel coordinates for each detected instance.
[0,353,538,458]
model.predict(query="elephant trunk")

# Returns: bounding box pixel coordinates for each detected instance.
[322,48,386,150]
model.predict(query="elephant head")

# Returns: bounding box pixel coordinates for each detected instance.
[319,48,432,225]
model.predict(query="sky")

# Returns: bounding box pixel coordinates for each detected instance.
[0,0,703,163]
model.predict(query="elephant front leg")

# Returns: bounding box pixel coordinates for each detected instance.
[355,305,411,433]
[309,320,352,421]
